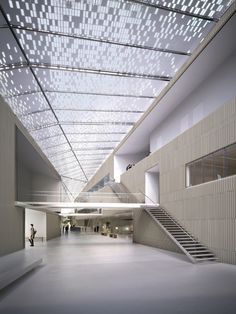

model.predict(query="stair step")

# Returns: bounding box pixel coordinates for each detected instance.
[175,238,193,241]
[156,217,173,220]
[169,234,190,237]
[170,232,189,235]
[191,253,215,257]
[186,249,207,252]
[195,257,217,262]
[167,230,187,233]
[186,248,208,252]
[156,218,171,221]
[178,240,199,244]
[147,207,217,263]
[183,243,203,248]
[161,224,177,226]
[174,235,192,238]
[188,250,210,254]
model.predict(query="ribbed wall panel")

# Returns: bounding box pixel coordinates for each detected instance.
[121,98,236,264]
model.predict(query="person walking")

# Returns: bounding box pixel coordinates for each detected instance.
[29,224,36,247]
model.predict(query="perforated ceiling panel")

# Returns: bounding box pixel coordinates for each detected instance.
[0,0,232,198]
[16,29,188,77]
[34,68,167,97]
[0,11,6,25]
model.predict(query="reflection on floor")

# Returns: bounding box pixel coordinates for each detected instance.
[1,233,236,314]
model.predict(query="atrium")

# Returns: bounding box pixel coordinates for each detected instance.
[0,0,236,313]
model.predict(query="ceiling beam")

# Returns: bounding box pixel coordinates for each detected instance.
[29,121,134,132]
[5,89,155,99]
[35,132,126,142]
[127,0,218,22]
[43,140,119,150]
[32,63,172,81]
[74,147,114,151]
[12,24,191,56]
[19,108,145,117]
[1,62,172,81]
[0,5,88,182]
[61,175,87,183]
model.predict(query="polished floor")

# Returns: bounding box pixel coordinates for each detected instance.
[0,233,236,314]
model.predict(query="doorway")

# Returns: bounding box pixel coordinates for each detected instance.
[145,165,160,205]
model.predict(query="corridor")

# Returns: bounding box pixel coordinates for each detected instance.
[0,234,236,314]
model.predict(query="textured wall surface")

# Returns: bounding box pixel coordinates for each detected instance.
[160,98,236,264]
[0,96,62,256]
[121,99,236,264]
[0,98,24,256]
[46,212,61,240]
[133,209,182,254]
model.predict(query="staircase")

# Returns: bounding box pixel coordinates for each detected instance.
[109,182,141,203]
[146,207,217,263]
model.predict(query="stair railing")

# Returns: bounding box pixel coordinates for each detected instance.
[139,190,198,244]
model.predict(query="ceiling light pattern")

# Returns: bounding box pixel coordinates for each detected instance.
[75,150,113,156]
[16,30,187,77]
[57,162,84,173]
[48,151,75,164]
[61,124,132,134]
[37,134,68,150]
[19,110,57,130]
[0,11,6,25]
[71,142,119,150]
[3,92,49,116]
[0,28,26,66]
[61,166,86,175]
[51,157,78,169]
[4,0,224,51]
[55,110,142,124]
[0,0,232,198]
[42,142,71,157]
[67,133,125,143]
[146,0,233,19]
[0,68,39,97]
[30,125,63,141]
[61,177,86,199]
[35,68,166,97]
[46,92,152,112]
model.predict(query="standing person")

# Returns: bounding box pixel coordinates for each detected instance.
[29,224,36,247]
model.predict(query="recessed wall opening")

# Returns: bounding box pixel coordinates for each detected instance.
[25,208,46,244]
[114,152,149,182]
[145,165,160,205]
[186,142,236,187]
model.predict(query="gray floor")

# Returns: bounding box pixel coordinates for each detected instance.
[1,233,236,314]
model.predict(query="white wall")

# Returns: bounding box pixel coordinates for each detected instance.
[114,152,148,182]
[145,171,159,204]
[150,53,236,152]
[25,208,46,239]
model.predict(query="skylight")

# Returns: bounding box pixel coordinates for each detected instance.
[0,0,232,198]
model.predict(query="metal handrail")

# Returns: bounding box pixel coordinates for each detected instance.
[139,190,198,244]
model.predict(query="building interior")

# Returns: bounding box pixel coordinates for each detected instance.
[0,0,236,313]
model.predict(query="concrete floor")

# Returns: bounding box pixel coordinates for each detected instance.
[0,234,236,314]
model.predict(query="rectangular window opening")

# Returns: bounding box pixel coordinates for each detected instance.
[186,142,236,187]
